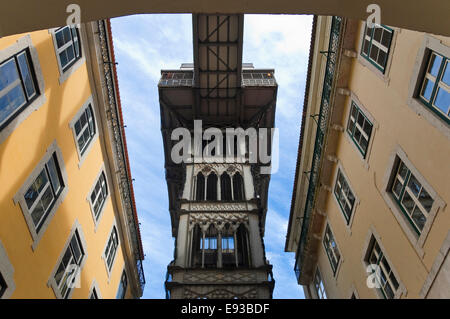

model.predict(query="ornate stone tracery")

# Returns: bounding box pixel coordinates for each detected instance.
[188,212,249,232]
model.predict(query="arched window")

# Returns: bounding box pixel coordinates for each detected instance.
[220,173,232,201]
[206,173,218,200]
[233,172,244,201]
[195,173,205,201]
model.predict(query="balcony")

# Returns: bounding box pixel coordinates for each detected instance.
[158,70,276,87]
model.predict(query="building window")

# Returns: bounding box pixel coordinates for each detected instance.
[53,230,85,299]
[390,159,434,234]
[0,49,39,130]
[418,51,450,123]
[116,271,127,299]
[195,173,205,201]
[105,226,119,271]
[361,24,393,73]
[347,101,373,157]
[323,224,341,275]
[54,26,82,73]
[334,169,356,224]
[222,236,235,254]
[366,237,400,299]
[232,173,244,201]
[220,173,232,201]
[90,172,108,221]
[206,173,218,200]
[74,104,95,155]
[313,268,327,299]
[24,152,64,233]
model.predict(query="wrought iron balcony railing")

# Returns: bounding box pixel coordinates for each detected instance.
[294,16,343,282]
[158,71,276,87]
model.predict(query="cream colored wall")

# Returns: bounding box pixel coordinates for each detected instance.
[0,30,130,298]
[316,22,450,298]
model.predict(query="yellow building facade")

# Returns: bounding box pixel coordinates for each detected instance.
[0,20,145,299]
[286,16,449,299]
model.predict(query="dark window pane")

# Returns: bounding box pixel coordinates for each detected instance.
[398,162,408,180]
[377,49,387,67]
[47,155,61,194]
[354,127,362,143]
[30,202,45,226]
[40,185,54,212]
[17,52,36,99]
[70,234,82,264]
[392,179,403,198]
[390,273,399,290]
[74,120,82,135]
[419,188,434,212]
[384,282,394,299]
[363,120,372,137]
[360,136,368,153]
[59,51,68,68]
[55,30,65,48]
[373,27,382,42]
[412,207,426,231]
[63,27,72,44]
[407,174,421,197]
[381,30,392,47]
[54,262,66,286]
[25,170,48,208]
[401,191,415,213]
[370,45,379,61]
[65,46,75,65]
[362,40,370,55]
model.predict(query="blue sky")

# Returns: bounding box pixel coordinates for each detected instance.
[110,14,312,299]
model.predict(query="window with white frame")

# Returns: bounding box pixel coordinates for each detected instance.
[366,236,400,299]
[105,226,119,271]
[0,49,39,130]
[347,101,373,157]
[390,159,434,234]
[53,230,85,299]
[53,26,82,73]
[323,224,341,275]
[116,270,127,299]
[24,152,64,232]
[314,267,327,299]
[74,103,95,155]
[90,172,108,221]
[361,24,393,73]
[334,169,356,224]
[418,51,450,123]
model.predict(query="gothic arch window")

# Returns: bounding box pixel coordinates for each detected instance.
[195,173,205,201]
[220,173,232,201]
[233,172,245,201]
[236,224,251,267]
[203,224,218,268]
[206,173,218,200]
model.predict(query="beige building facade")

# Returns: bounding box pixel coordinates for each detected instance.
[286,15,449,299]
